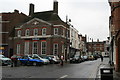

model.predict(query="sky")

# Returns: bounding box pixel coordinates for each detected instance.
[0,0,111,41]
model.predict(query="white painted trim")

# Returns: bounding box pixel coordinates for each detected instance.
[53,25,70,30]
[41,41,47,55]
[19,18,52,28]
[32,41,38,54]
[21,35,52,39]
[15,28,21,30]
[0,43,8,46]
[42,28,46,36]
[0,21,10,23]
[53,43,58,55]
[0,32,9,33]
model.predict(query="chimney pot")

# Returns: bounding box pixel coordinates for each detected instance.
[29,3,34,16]
[53,0,58,14]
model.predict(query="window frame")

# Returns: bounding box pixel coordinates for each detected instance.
[54,28,58,35]
[16,44,20,54]
[32,41,38,54]
[25,29,30,36]
[24,41,30,54]
[33,28,38,36]
[53,43,58,55]
[41,41,47,55]
[17,30,21,37]
[42,28,46,35]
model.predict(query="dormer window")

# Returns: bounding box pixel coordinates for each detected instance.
[25,29,30,36]
[33,29,38,36]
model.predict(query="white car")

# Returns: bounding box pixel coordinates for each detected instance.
[0,54,12,66]
[32,54,50,64]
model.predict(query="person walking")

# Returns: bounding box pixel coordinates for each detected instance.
[60,55,64,66]
[100,54,103,62]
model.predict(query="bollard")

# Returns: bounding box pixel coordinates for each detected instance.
[100,68,113,80]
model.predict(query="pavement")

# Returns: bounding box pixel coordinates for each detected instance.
[95,58,120,80]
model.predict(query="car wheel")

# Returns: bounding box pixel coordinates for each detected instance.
[33,62,37,66]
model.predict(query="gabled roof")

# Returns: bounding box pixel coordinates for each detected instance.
[31,10,62,21]
[15,18,52,29]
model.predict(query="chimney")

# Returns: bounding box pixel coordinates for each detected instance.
[53,0,58,14]
[29,3,34,16]
[97,39,99,42]
[14,9,19,14]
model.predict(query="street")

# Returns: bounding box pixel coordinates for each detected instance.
[2,58,108,79]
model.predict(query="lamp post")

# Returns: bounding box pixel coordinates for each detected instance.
[65,15,71,62]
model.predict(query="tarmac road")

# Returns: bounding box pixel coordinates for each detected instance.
[2,58,102,79]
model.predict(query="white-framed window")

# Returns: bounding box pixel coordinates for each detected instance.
[53,43,58,55]
[54,28,58,35]
[24,41,29,54]
[32,41,38,54]
[42,28,46,35]
[17,30,21,37]
[41,41,47,54]
[33,29,38,36]
[17,44,20,54]
[25,29,30,36]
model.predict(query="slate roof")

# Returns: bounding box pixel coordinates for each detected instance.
[31,10,62,21]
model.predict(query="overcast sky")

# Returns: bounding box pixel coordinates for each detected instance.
[0,0,111,41]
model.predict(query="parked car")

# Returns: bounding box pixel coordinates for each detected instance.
[47,55,60,64]
[83,55,88,61]
[40,55,54,64]
[88,55,94,60]
[81,56,85,62]
[18,55,44,66]
[32,54,50,64]
[11,55,22,67]
[0,54,12,66]
[93,54,99,60]
[70,55,81,63]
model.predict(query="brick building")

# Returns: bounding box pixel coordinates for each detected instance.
[109,1,120,72]
[87,40,105,55]
[0,10,28,57]
[79,34,87,56]
[14,1,70,60]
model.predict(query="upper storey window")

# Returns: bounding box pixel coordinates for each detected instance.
[17,30,21,37]
[25,29,30,36]
[33,29,38,36]
[42,28,46,35]
[54,28,58,35]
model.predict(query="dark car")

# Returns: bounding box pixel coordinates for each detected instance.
[18,55,44,66]
[70,55,81,63]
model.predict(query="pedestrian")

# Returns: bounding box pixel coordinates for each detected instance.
[11,55,18,67]
[100,54,103,62]
[60,55,64,66]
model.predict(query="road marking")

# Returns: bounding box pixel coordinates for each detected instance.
[60,75,68,78]
[56,75,68,80]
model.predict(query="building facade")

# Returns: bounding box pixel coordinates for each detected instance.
[69,25,80,57]
[0,10,28,57]
[87,40,105,55]
[109,1,120,72]
[79,34,87,56]
[13,1,70,61]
